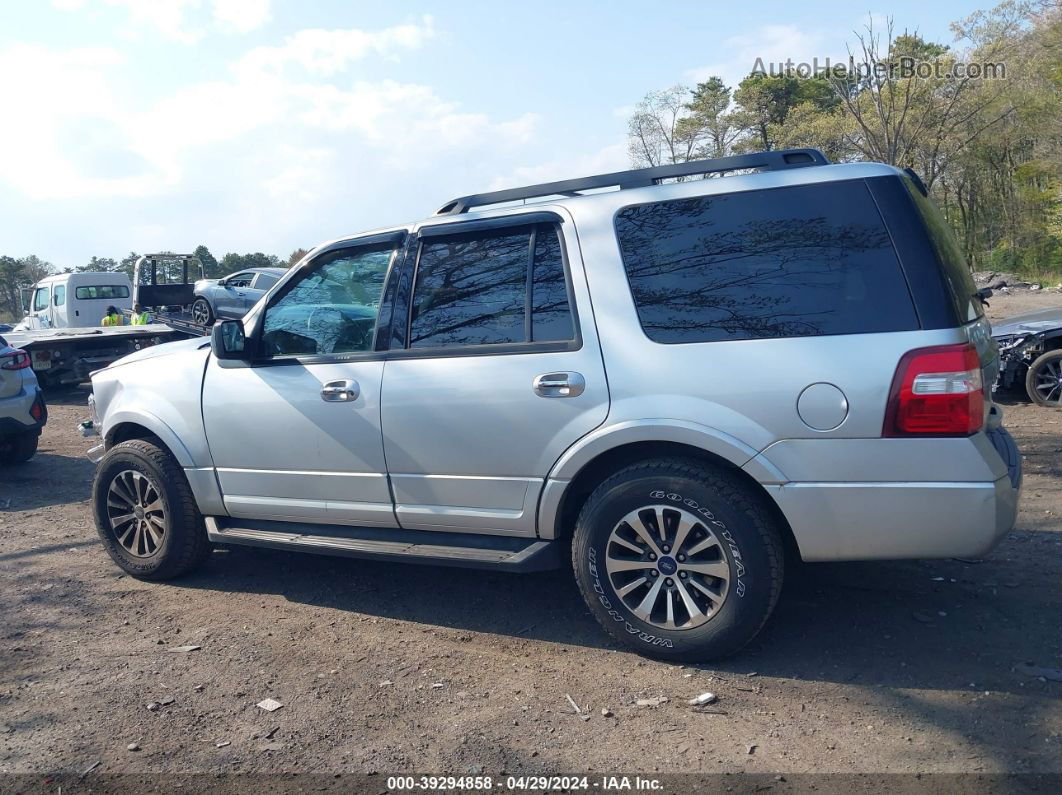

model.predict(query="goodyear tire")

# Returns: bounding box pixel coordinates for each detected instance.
[92,439,211,580]
[572,458,784,661]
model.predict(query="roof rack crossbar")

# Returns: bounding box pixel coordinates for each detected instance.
[435,148,829,215]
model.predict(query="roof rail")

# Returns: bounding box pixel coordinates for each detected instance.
[435,148,830,215]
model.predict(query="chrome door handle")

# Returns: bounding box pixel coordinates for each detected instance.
[321,379,360,402]
[533,371,585,398]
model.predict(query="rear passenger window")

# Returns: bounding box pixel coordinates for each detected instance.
[409,223,575,349]
[615,181,919,343]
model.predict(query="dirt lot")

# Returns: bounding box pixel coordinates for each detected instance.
[1,291,1061,783]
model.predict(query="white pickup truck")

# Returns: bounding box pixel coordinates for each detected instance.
[6,272,184,387]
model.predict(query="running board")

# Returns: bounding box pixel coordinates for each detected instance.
[205,517,561,572]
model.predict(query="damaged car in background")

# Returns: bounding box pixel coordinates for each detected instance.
[992,306,1062,406]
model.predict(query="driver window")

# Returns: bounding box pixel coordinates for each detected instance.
[228,273,254,288]
[261,244,394,356]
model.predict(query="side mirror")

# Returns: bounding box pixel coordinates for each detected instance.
[210,319,248,360]
[217,277,228,286]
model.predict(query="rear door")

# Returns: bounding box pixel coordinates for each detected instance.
[244,272,279,312]
[379,212,608,536]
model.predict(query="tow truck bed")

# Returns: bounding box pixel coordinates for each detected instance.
[4,324,188,386]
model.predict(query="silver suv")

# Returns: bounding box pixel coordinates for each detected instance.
[86,149,1021,660]
[0,334,47,465]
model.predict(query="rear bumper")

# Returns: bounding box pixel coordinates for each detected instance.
[764,427,1021,562]
[0,389,47,436]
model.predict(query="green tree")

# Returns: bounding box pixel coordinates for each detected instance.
[0,255,53,321]
[194,245,221,278]
[287,248,309,267]
[218,252,282,274]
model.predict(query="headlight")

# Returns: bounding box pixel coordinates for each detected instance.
[996,334,1027,351]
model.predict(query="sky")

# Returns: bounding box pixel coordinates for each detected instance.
[1,0,988,268]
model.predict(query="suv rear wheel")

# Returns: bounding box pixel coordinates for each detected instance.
[92,439,211,580]
[571,458,784,661]
[1026,349,1062,407]
[0,431,39,465]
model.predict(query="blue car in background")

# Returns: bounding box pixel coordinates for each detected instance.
[190,267,287,326]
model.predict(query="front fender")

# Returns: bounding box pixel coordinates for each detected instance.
[104,408,196,468]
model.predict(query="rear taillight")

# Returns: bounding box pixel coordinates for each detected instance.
[0,350,31,370]
[884,343,984,437]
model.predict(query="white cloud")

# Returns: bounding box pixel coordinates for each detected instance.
[235,16,435,77]
[213,0,271,33]
[106,0,206,45]
[685,24,833,89]
[0,19,533,204]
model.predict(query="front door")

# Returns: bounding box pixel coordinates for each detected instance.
[202,241,399,526]
[380,215,608,536]
[215,272,255,318]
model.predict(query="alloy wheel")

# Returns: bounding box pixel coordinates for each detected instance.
[106,469,167,558]
[1032,358,1062,405]
[191,300,211,326]
[604,504,731,630]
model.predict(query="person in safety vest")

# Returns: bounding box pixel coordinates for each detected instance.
[130,304,151,325]
[101,306,124,326]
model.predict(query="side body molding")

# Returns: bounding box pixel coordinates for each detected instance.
[536,419,778,539]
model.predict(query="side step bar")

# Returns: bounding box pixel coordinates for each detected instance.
[205,518,561,572]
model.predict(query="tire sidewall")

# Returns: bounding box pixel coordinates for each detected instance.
[1027,350,1062,406]
[573,468,776,659]
[193,298,214,325]
[0,431,38,465]
[93,445,182,577]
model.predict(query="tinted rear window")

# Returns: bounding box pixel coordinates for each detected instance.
[615,180,919,343]
[902,178,982,322]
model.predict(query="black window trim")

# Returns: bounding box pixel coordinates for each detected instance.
[392,212,582,360]
[612,176,924,346]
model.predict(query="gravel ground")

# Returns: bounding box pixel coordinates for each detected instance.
[1,290,1060,781]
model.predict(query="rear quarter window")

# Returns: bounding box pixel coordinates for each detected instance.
[902,178,982,323]
[614,180,919,343]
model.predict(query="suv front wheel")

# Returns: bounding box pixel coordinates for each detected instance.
[92,439,211,580]
[572,458,784,661]
[1026,349,1062,407]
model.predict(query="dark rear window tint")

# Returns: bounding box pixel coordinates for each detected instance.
[409,223,575,349]
[615,180,919,343]
[75,285,130,300]
[902,178,982,323]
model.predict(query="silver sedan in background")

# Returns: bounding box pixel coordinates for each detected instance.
[191,267,287,326]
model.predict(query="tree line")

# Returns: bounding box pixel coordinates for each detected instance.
[0,246,309,322]
[627,1,1062,278]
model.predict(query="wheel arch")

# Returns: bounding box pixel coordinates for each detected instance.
[104,411,195,468]
[539,426,799,560]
